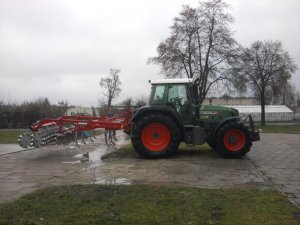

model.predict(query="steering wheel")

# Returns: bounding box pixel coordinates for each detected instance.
[170,97,183,106]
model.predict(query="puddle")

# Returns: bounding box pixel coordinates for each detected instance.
[73,151,102,162]
[62,160,81,164]
[64,131,129,165]
[61,148,115,164]
[88,150,104,162]
[93,176,131,185]
[61,131,132,184]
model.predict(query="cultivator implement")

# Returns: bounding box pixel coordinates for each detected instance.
[18,109,132,149]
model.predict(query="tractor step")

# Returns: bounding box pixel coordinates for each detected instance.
[184,125,207,145]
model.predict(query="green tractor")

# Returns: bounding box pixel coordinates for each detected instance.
[130,78,260,158]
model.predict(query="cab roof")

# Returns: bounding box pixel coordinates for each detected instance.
[150,78,193,84]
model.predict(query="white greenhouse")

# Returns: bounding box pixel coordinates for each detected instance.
[226,105,293,122]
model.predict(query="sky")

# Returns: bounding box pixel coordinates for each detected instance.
[0,0,299,107]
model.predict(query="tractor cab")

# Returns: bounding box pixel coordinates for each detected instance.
[149,79,194,123]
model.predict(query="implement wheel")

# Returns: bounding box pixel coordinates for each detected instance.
[215,122,252,158]
[131,113,180,158]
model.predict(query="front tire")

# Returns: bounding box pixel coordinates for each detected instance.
[131,113,180,158]
[215,122,252,158]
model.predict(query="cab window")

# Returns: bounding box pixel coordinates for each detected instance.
[150,85,165,105]
[167,84,188,105]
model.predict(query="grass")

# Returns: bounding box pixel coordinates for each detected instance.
[0,185,299,225]
[257,124,300,133]
[0,129,27,144]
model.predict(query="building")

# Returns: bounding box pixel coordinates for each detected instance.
[203,97,294,122]
[203,97,258,105]
[227,105,293,122]
[66,107,94,116]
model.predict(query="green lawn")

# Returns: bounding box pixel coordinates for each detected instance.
[0,129,27,144]
[0,185,299,225]
[257,124,300,133]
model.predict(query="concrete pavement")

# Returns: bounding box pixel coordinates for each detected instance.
[247,133,300,207]
[0,132,299,208]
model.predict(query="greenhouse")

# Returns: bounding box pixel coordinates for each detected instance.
[226,105,293,122]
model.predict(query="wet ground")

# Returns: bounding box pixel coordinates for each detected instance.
[0,132,299,207]
[0,144,24,155]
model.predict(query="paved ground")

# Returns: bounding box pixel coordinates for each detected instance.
[247,133,300,207]
[0,132,299,208]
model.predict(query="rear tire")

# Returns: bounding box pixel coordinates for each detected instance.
[131,113,180,158]
[215,122,252,158]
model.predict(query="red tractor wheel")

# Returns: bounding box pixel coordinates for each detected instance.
[141,123,171,152]
[215,122,252,158]
[131,113,180,158]
[223,129,246,152]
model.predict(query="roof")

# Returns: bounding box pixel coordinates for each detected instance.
[225,105,293,113]
[150,78,193,84]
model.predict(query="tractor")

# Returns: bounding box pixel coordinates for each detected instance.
[18,78,259,159]
[130,78,260,158]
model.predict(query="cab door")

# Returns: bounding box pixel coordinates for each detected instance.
[167,84,192,123]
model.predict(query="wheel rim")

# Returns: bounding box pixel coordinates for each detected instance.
[223,129,246,151]
[141,123,170,152]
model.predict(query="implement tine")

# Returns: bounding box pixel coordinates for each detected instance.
[90,136,95,142]
[109,130,116,146]
[113,130,117,141]
[105,129,109,146]
[75,131,80,148]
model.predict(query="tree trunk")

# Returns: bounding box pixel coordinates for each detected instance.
[282,82,286,105]
[108,97,112,108]
[260,91,266,126]
[198,85,205,104]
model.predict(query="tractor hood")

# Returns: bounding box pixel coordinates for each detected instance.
[198,105,239,122]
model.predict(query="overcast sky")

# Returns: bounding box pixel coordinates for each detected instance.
[0,0,299,107]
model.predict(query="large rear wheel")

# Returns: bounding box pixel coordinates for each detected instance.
[215,122,252,158]
[131,113,180,158]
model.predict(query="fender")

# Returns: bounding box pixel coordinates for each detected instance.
[131,105,183,127]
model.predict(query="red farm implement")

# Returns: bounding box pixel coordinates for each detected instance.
[18,109,133,149]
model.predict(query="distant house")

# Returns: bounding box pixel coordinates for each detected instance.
[66,107,94,116]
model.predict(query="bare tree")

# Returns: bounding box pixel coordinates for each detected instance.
[99,69,122,108]
[297,92,300,107]
[98,97,107,116]
[119,98,132,107]
[231,40,297,125]
[0,95,3,107]
[283,82,297,110]
[135,95,148,107]
[148,0,240,103]
[57,100,69,115]
[0,97,73,129]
